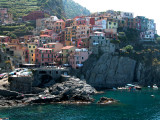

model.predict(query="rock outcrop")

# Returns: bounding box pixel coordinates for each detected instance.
[80,54,137,88]
[74,53,160,88]
[0,76,96,107]
[97,97,117,104]
[48,77,96,102]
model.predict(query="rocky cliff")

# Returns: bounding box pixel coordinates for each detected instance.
[74,53,160,89]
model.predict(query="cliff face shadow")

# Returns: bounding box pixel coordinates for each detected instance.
[39,74,53,87]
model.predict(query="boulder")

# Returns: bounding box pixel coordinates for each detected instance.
[49,77,96,102]
[97,97,117,104]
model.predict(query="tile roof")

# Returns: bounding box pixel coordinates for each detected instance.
[62,46,74,50]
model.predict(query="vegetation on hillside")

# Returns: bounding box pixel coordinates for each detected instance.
[0,23,34,37]
[0,0,90,21]
[118,27,140,43]
[63,0,90,18]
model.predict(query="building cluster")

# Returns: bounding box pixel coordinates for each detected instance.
[0,9,157,69]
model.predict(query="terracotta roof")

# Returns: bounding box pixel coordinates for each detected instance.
[62,46,74,50]
[40,35,51,37]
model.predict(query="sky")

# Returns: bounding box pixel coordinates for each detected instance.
[73,0,160,35]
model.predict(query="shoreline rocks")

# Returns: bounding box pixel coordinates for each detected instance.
[97,97,117,104]
[0,77,97,107]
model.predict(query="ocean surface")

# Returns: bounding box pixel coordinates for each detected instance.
[1,88,160,120]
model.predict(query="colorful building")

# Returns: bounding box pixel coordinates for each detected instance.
[76,25,90,39]
[89,31,110,54]
[68,48,91,69]
[106,18,118,29]
[65,27,73,46]
[95,19,106,30]
[28,44,37,64]
[39,35,53,47]
[61,46,76,64]
[140,30,155,42]
[35,43,63,65]
[53,19,65,33]
[75,17,87,25]
[35,48,54,66]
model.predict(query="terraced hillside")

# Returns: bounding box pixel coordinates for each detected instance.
[0,0,90,20]
[0,0,64,20]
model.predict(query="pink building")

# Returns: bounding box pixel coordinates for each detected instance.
[35,43,63,66]
[35,48,54,66]
[68,48,91,69]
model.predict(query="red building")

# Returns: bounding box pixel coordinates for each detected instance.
[22,11,45,21]
[90,17,95,25]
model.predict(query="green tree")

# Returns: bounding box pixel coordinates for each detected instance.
[123,45,133,52]
[156,37,160,44]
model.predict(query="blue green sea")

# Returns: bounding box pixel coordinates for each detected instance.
[1,88,160,120]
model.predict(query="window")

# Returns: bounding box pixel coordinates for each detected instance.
[32,54,33,56]
[82,57,84,60]
[32,59,33,61]
[37,54,38,57]
[109,22,111,25]
[31,50,33,53]
[36,59,38,62]
[33,46,35,48]
[29,46,31,48]
[42,59,44,61]
[48,59,49,61]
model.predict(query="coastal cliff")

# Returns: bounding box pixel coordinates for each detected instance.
[74,53,160,89]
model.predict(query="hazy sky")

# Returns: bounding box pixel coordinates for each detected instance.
[73,0,160,34]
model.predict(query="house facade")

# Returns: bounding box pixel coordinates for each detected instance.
[68,48,91,69]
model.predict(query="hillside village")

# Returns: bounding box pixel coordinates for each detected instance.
[0,8,158,71]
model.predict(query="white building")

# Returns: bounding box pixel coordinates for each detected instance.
[95,19,106,29]
[120,12,133,19]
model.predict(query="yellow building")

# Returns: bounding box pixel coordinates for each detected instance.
[107,18,118,29]
[62,46,76,64]
[65,27,73,46]
[28,44,37,64]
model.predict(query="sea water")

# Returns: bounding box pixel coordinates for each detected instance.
[0,88,160,120]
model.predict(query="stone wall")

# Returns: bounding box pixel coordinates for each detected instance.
[9,76,33,94]
[33,67,70,87]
